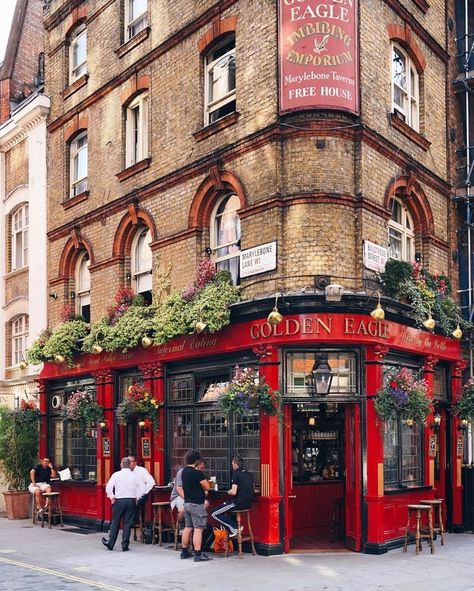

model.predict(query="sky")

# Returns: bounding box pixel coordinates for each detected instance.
[0,0,18,64]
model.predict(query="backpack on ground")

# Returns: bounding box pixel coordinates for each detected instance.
[143,521,153,544]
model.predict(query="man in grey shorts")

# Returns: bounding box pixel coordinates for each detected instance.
[177,449,211,562]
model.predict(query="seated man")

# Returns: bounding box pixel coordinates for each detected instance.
[29,457,57,515]
[211,456,254,538]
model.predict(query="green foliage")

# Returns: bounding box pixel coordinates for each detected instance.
[26,328,52,365]
[453,379,474,421]
[0,404,40,490]
[63,390,104,425]
[191,276,241,332]
[380,260,412,297]
[152,291,193,345]
[42,320,89,366]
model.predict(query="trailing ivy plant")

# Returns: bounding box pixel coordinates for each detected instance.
[26,328,52,365]
[453,378,474,422]
[42,319,89,366]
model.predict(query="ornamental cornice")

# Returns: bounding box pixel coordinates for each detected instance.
[0,96,50,151]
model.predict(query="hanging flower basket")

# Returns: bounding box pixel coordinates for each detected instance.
[62,390,104,426]
[374,367,431,425]
[116,383,163,431]
[216,366,280,419]
[453,378,474,422]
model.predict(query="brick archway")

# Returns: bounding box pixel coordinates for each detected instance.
[112,204,157,258]
[58,232,94,278]
[188,169,247,229]
[384,174,434,235]
[387,23,426,73]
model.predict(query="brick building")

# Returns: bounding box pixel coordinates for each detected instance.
[40,0,464,553]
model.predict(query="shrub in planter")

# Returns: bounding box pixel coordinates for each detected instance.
[453,378,474,422]
[380,260,412,298]
[41,319,89,366]
[26,328,52,365]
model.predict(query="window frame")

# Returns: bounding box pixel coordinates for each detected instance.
[70,131,88,198]
[11,314,29,367]
[131,227,152,297]
[11,204,29,271]
[125,92,149,168]
[75,252,91,322]
[125,0,148,41]
[210,193,241,286]
[204,36,236,126]
[69,24,87,83]
[391,43,419,131]
[388,197,415,262]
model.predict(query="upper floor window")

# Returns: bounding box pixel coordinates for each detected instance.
[205,36,236,125]
[125,93,149,167]
[126,0,148,40]
[392,44,419,131]
[211,194,241,285]
[70,131,88,197]
[388,198,414,262]
[12,315,29,366]
[69,24,87,83]
[132,228,152,303]
[11,204,29,271]
[76,253,90,323]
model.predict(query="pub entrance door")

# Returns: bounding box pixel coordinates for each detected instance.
[283,402,361,552]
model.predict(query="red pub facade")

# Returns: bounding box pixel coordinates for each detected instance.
[38,301,465,555]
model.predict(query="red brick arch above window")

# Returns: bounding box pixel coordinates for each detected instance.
[384,174,434,235]
[64,115,88,143]
[189,168,247,228]
[198,16,238,54]
[113,204,157,257]
[65,6,88,37]
[58,231,94,278]
[120,74,151,106]
[387,23,426,73]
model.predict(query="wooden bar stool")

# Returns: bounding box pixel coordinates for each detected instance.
[151,501,173,546]
[420,499,445,546]
[133,511,144,543]
[41,492,63,529]
[403,504,434,555]
[227,509,256,559]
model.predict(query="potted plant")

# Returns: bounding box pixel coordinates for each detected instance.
[453,378,474,423]
[116,383,163,430]
[0,400,40,519]
[63,390,104,426]
[374,367,431,425]
[216,366,281,419]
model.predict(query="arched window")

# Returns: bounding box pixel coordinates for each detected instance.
[11,315,29,366]
[131,228,152,303]
[204,35,236,125]
[70,131,88,197]
[76,253,91,322]
[388,197,415,262]
[69,24,87,83]
[211,194,241,285]
[391,44,419,131]
[125,92,149,167]
[11,204,29,270]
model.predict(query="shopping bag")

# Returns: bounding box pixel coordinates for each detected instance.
[213,527,233,553]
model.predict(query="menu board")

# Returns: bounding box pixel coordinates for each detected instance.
[141,437,151,459]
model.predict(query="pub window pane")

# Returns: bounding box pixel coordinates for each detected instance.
[234,411,260,487]
[169,409,193,479]
[169,375,193,405]
[433,368,448,401]
[401,420,422,485]
[197,408,228,485]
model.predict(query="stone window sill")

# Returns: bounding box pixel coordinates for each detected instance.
[4,266,29,280]
[115,27,150,59]
[61,190,90,210]
[116,158,151,182]
[193,111,240,142]
[390,113,431,151]
[62,74,89,99]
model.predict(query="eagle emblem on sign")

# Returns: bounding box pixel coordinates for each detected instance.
[313,34,330,54]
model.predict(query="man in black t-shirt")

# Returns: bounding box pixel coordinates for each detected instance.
[29,457,57,514]
[177,449,211,562]
[211,456,254,538]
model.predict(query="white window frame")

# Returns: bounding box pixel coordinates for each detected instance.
[70,131,88,197]
[388,197,415,262]
[210,194,241,285]
[391,43,419,131]
[11,315,29,366]
[11,204,29,271]
[131,228,152,294]
[125,93,149,167]
[125,0,148,41]
[76,252,90,318]
[69,24,87,83]
[204,36,236,126]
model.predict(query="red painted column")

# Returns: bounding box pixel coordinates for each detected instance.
[92,369,114,525]
[139,362,164,485]
[253,344,282,555]
[364,345,388,549]
[451,360,467,528]
[36,379,47,459]
[423,356,438,491]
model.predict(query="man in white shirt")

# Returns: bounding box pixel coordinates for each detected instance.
[102,457,145,551]
[129,455,155,525]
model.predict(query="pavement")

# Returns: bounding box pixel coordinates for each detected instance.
[1,518,474,591]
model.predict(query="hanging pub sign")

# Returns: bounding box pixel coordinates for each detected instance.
[278,0,359,115]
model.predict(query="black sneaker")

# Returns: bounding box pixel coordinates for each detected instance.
[194,553,212,562]
[180,548,192,559]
